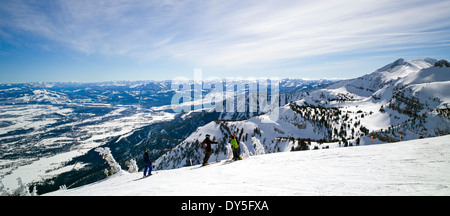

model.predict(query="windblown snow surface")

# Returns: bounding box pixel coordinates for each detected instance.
[45,135,450,196]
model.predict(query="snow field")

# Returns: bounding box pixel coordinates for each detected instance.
[45,135,450,196]
[0,104,175,192]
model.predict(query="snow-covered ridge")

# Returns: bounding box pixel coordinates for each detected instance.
[44,134,450,196]
[155,58,450,170]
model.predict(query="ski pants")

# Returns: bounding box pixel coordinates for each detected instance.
[203,150,212,165]
[143,163,152,176]
[232,147,240,160]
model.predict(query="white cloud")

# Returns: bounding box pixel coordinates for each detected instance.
[178,0,450,67]
[1,0,449,68]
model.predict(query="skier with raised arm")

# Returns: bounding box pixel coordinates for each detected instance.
[200,134,220,166]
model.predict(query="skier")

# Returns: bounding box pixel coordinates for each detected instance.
[230,133,242,161]
[143,149,152,177]
[419,134,424,139]
[200,134,220,166]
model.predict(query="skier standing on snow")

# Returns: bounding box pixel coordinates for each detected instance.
[143,149,152,177]
[230,133,242,161]
[200,134,220,166]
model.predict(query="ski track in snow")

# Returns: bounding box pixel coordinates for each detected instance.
[45,135,450,196]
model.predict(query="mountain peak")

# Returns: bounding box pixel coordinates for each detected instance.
[392,58,405,65]
[424,58,438,65]
[389,58,416,70]
[374,58,437,74]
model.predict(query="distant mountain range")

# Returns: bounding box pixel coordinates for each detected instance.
[0,78,334,106]
[0,78,334,194]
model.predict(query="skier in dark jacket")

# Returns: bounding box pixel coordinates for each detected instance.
[143,149,152,177]
[201,134,220,166]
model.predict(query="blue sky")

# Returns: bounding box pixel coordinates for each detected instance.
[1,0,450,83]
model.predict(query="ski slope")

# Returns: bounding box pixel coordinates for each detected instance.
[45,135,450,196]
[155,58,450,171]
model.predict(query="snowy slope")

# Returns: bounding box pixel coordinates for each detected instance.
[44,134,450,196]
[1,79,330,193]
[305,58,450,140]
[4,59,449,195]
[276,58,450,141]
[154,58,450,170]
[154,105,342,170]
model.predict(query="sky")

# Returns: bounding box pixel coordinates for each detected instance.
[1,0,450,83]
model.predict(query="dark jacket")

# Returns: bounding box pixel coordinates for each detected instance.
[143,152,151,164]
[201,137,219,152]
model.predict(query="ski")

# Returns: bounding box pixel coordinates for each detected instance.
[200,160,221,167]
[190,160,221,170]
[134,172,157,181]
[143,173,157,177]
[223,156,249,164]
[207,160,222,165]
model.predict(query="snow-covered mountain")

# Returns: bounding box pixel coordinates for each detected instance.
[155,58,450,170]
[0,79,334,106]
[44,134,450,196]
[299,58,450,139]
[2,58,449,195]
[0,79,332,194]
